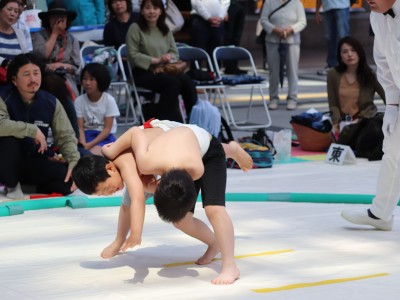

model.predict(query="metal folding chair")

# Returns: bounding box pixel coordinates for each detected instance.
[212,46,272,130]
[177,46,225,106]
[118,44,186,124]
[79,44,104,70]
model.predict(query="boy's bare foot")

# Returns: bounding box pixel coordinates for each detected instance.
[101,241,123,259]
[211,265,240,285]
[195,243,220,265]
[229,141,253,171]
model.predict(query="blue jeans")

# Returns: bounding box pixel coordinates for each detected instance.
[323,8,350,67]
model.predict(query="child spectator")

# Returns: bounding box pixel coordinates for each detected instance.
[74,63,120,156]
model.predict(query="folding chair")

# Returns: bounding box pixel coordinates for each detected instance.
[175,42,189,48]
[118,44,186,124]
[79,44,104,70]
[116,44,149,125]
[177,46,224,106]
[213,46,272,130]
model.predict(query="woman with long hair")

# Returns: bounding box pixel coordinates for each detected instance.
[126,0,196,122]
[327,36,385,134]
[327,36,386,159]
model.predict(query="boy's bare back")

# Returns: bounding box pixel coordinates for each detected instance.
[135,127,205,180]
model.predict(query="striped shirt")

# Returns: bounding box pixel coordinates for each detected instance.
[0,31,22,62]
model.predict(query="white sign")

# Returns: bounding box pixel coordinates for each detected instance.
[325,143,356,165]
[22,9,41,29]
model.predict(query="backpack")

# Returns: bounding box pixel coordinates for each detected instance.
[251,128,276,156]
[90,47,119,81]
[227,129,275,169]
[227,141,274,169]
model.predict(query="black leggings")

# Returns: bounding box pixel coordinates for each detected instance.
[0,137,73,195]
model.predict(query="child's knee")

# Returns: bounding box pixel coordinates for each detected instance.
[204,205,225,218]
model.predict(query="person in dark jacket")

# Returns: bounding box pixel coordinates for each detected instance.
[0,53,80,199]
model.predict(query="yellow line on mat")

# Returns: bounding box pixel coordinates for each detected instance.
[252,273,389,293]
[163,249,294,268]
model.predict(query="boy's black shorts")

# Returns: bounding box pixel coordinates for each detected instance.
[192,136,226,212]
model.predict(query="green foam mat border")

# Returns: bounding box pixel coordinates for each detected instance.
[0,192,391,217]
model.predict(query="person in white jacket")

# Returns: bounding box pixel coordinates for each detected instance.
[190,0,230,56]
[341,0,400,231]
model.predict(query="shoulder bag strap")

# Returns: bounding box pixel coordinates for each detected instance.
[268,0,292,19]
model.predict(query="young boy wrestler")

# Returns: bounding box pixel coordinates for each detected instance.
[72,121,251,284]
[101,121,242,285]
[72,127,164,259]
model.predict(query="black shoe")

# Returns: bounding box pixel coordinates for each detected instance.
[225,67,247,75]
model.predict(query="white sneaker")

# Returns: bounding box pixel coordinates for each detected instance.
[5,182,25,200]
[341,209,394,231]
[268,99,279,110]
[286,99,297,110]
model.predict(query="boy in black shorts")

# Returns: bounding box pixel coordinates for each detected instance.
[73,120,252,284]
[100,121,242,285]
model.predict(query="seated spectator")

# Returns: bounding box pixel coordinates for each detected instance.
[0,0,30,77]
[63,0,104,26]
[327,36,385,158]
[104,0,138,51]
[126,0,197,122]
[0,53,80,199]
[74,63,120,156]
[32,0,80,99]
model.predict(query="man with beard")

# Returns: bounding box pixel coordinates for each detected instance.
[0,53,80,199]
